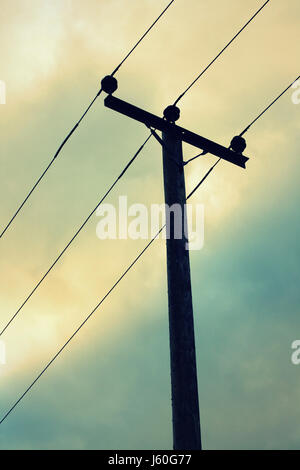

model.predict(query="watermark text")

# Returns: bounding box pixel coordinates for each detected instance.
[292,80,300,105]
[96,196,205,251]
[0,80,6,104]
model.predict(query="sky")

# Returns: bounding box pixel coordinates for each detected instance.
[0,0,299,450]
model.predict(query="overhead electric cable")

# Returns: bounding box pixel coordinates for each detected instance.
[0,225,165,426]
[3,65,299,420]
[239,75,300,136]
[0,135,152,338]
[0,141,224,426]
[0,0,176,239]
[173,0,271,106]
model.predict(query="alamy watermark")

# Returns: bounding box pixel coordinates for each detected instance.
[291,340,300,365]
[291,80,300,105]
[0,82,6,366]
[0,80,6,104]
[96,196,205,251]
[0,341,6,366]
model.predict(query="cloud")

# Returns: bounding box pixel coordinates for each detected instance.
[0,0,299,450]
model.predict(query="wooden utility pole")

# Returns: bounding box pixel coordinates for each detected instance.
[162,129,201,449]
[101,74,249,450]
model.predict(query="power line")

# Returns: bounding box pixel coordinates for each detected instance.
[0,0,175,240]
[0,157,220,426]
[0,140,223,426]
[8,68,293,339]
[111,0,176,76]
[184,74,300,166]
[187,159,221,200]
[0,225,165,426]
[0,0,290,425]
[3,66,298,418]
[2,0,265,335]
[0,91,101,239]
[173,0,271,106]
[0,135,152,338]
[1,0,259,336]
[239,75,300,136]
[184,74,300,197]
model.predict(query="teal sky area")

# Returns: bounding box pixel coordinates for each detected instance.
[0,0,299,449]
